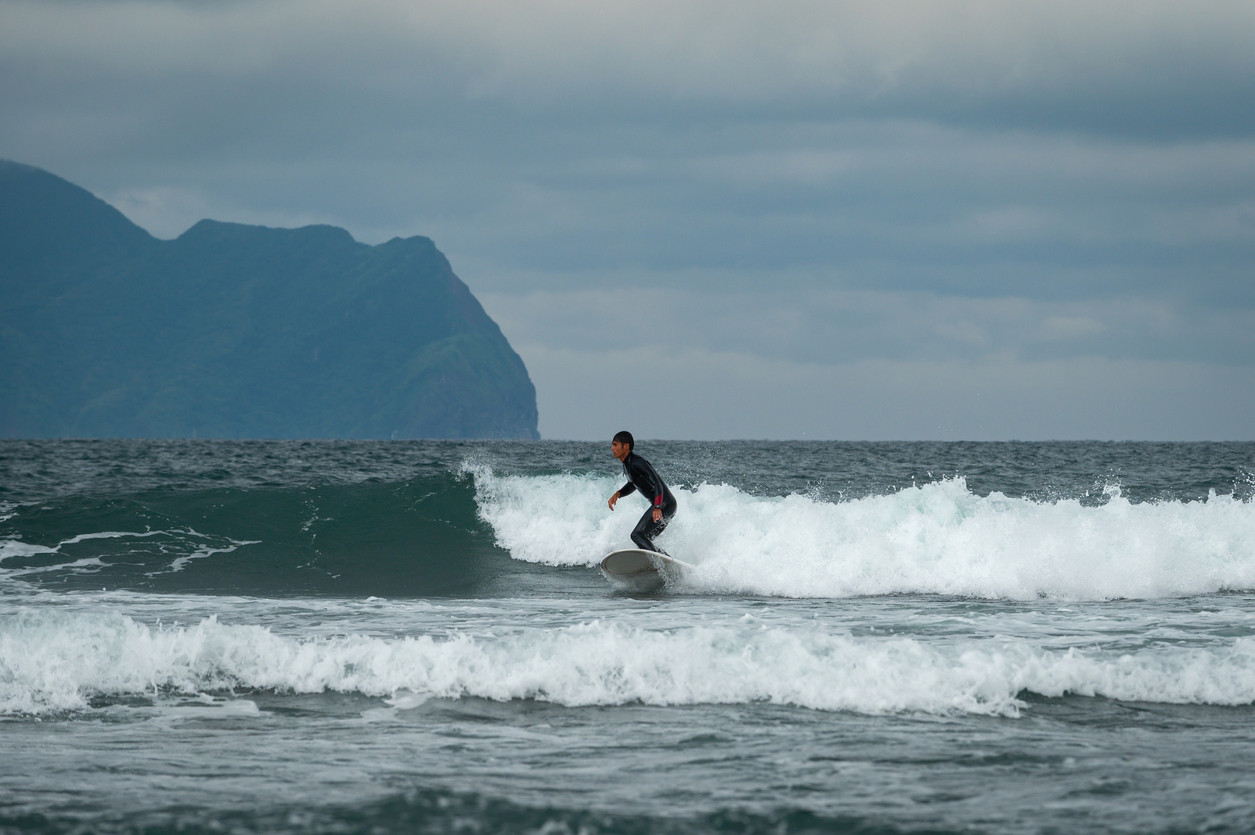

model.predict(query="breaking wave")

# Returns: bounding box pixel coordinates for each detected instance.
[4,607,1254,716]
[472,468,1255,600]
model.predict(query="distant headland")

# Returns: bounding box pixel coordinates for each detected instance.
[0,160,539,439]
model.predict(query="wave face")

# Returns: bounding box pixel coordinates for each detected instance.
[6,606,1255,716]
[473,469,1255,600]
[0,471,508,597]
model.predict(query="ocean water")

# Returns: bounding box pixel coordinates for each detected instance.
[2,439,1255,834]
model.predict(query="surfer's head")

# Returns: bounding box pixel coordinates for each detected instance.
[612,430,634,461]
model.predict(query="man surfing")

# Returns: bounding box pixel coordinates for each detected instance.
[607,430,677,554]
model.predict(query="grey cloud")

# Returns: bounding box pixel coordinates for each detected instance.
[519,343,1255,441]
[482,284,1255,369]
[3,0,1253,439]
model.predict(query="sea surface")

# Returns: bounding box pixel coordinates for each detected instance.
[3,439,1255,834]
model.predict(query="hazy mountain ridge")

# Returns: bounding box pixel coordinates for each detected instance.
[0,160,539,439]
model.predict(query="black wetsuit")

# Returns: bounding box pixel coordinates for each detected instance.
[618,451,677,554]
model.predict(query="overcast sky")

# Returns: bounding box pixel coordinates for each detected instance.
[3,0,1253,440]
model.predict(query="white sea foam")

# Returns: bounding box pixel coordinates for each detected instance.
[4,609,1254,717]
[0,528,257,579]
[471,469,1255,600]
[0,540,58,561]
[164,537,260,574]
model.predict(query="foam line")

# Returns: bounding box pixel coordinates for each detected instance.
[4,610,1254,716]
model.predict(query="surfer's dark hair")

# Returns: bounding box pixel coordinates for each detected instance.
[613,431,634,451]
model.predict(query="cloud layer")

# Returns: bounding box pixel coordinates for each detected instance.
[3,0,1253,438]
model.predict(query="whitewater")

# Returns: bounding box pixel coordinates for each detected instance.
[2,439,1255,834]
[7,602,1255,718]
[472,467,1255,600]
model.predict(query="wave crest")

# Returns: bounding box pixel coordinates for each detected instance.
[471,469,1255,600]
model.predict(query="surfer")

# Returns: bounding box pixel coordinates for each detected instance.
[607,431,677,554]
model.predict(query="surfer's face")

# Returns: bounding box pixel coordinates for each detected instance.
[611,440,630,462]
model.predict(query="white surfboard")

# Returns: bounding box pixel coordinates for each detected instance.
[599,548,695,593]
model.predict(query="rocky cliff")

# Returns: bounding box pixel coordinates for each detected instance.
[0,160,539,439]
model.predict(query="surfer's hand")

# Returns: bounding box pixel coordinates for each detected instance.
[608,491,619,510]
[652,508,662,523]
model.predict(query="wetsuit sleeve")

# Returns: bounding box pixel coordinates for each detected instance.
[619,481,637,497]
